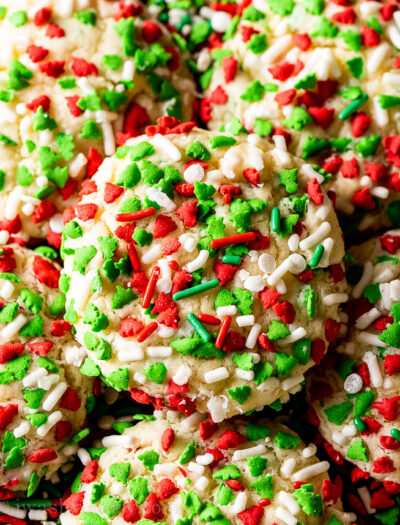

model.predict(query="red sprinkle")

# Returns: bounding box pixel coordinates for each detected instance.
[127,242,142,271]
[116,207,156,222]
[198,314,221,325]
[215,316,231,349]
[142,266,161,309]
[137,322,158,343]
[210,231,256,249]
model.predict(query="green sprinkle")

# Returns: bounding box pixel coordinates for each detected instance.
[173,279,219,301]
[187,313,210,343]
[309,245,324,267]
[222,255,241,265]
[353,417,366,432]
[390,428,400,442]
[347,439,368,462]
[271,207,280,233]
[339,94,368,121]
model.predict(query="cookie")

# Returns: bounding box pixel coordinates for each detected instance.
[60,414,353,525]
[0,0,195,244]
[61,125,345,421]
[307,230,400,483]
[201,0,400,233]
[0,245,93,495]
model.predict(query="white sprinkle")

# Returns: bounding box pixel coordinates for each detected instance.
[235,369,254,380]
[353,261,374,299]
[179,233,196,252]
[13,421,30,438]
[186,250,209,273]
[211,11,231,32]
[154,134,182,161]
[188,462,205,475]
[133,372,146,384]
[358,487,376,515]
[37,411,63,437]
[172,365,192,386]
[23,367,48,387]
[244,275,264,292]
[146,187,176,211]
[275,506,297,525]
[180,411,204,431]
[217,305,237,317]
[220,149,241,179]
[288,234,299,251]
[117,339,144,361]
[335,197,355,215]
[258,253,276,274]
[363,351,383,388]
[0,280,14,300]
[207,396,227,423]
[246,323,261,349]
[367,42,389,73]
[122,59,134,80]
[154,463,176,476]
[233,444,266,461]
[0,503,26,519]
[1,313,27,339]
[281,457,296,477]
[323,293,348,306]
[77,448,91,466]
[267,258,292,286]
[102,435,134,447]
[388,25,400,52]
[372,95,389,127]
[101,121,116,156]
[299,221,331,250]
[300,164,324,184]
[261,34,292,64]
[355,308,381,330]
[356,331,386,347]
[141,243,161,265]
[232,491,247,513]
[344,373,363,394]
[281,374,304,391]
[184,163,204,183]
[236,315,255,327]
[146,346,172,358]
[42,382,68,411]
[302,444,317,458]
[170,499,183,523]
[196,453,214,466]
[278,491,300,515]
[371,186,389,199]
[194,476,209,491]
[277,327,306,346]
[292,461,330,481]
[332,431,346,446]
[29,510,47,521]
[69,272,92,313]
[204,367,229,384]
[288,253,307,274]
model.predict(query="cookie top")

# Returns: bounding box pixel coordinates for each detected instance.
[61,126,345,421]
[202,0,400,233]
[60,414,352,525]
[0,245,93,495]
[307,230,400,483]
[0,0,195,244]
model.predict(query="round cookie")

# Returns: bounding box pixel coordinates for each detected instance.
[307,230,400,484]
[0,0,195,244]
[61,125,345,421]
[60,414,353,525]
[0,245,93,495]
[201,0,400,233]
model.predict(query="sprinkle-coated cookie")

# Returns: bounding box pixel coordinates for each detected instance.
[61,125,345,421]
[0,0,195,245]
[60,414,353,525]
[201,0,400,233]
[0,244,93,495]
[307,230,400,483]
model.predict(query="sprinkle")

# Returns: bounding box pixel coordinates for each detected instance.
[137,322,158,343]
[216,305,237,317]
[299,222,331,250]
[222,255,241,265]
[173,279,220,301]
[198,314,220,325]
[116,207,156,222]
[292,461,330,481]
[186,250,209,273]
[204,367,229,384]
[362,351,383,387]
[142,266,160,309]
[127,242,141,271]
[187,313,211,343]
[210,232,256,249]
[339,93,369,120]
[309,245,324,267]
[271,207,280,233]
[323,293,348,305]
[215,315,231,348]
[390,428,400,442]
[245,324,261,349]
[352,261,373,299]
